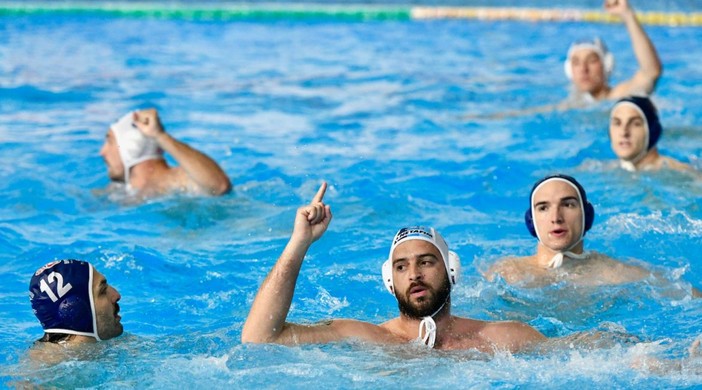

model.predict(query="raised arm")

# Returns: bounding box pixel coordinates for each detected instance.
[132,109,232,196]
[241,183,334,344]
[606,0,662,97]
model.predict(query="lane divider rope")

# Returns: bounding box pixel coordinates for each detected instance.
[1,2,700,26]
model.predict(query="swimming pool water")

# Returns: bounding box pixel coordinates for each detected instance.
[1,3,702,388]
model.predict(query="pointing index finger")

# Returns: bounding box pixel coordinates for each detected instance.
[312,181,327,203]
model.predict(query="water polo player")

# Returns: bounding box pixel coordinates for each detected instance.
[242,182,546,352]
[29,259,123,344]
[100,108,231,197]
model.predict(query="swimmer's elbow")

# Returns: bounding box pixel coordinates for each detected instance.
[214,178,232,196]
[240,334,263,344]
[645,64,662,85]
[654,65,663,79]
[240,328,275,344]
[207,177,232,196]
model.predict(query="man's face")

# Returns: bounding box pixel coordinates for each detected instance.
[570,49,606,94]
[391,240,450,319]
[610,104,648,161]
[99,129,125,182]
[92,269,123,340]
[532,181,584,252]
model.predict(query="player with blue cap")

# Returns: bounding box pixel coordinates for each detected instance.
[485,174,654,287]
[609,96,691,171]
[29,259,123,343]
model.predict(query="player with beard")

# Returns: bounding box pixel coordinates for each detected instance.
[27,259,123,364]
[242,182,546,352]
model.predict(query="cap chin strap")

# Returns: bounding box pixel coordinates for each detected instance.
[547,237,589,268]
[416,300,448,349]
[619,145,649,171]
[614,101,650,172]
[619,156,646,172]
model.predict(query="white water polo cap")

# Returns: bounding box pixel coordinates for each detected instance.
[564,38,614,80]
[110,112,163,185]
[382,226,460,296]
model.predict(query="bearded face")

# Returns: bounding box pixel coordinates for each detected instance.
[396,273,451,319]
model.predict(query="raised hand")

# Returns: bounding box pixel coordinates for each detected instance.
[604,0,633,17]
[291,182,333,245]
[133,108,166,139]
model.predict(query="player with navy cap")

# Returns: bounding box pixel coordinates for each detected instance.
[609,96,692,172]
[486,174,654,287]
[486,174,702,297]
[29,259,122,344]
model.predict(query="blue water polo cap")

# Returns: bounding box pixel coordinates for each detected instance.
[29,260,100,340]
[611,96,662,151]
[524,174,595,239]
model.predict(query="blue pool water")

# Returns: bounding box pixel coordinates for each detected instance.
[1,2,702,388]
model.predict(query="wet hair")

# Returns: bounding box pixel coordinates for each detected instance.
[37,332,74,344]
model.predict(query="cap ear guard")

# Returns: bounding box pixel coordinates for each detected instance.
[525,208,538,238]
[584,202,595,232]
[381,250,461,296]
[446,250,461,285]
[382,259,394,295]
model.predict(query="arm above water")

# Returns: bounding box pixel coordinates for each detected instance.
[241,182,332,344]
[262,319,402,346]
[605,0,662,97]
[133,109,232,196]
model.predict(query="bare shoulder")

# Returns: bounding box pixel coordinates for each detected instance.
[589,252,650,283]
[485,256,532,284]
[153,166,207,195]
[660,156,693,172]
[480,320,547,352]
[329,319,403,344]
[272,319,400,345]
[606,82,633,100]
[26,342,79,366]
[608,73,655,99]
[168,167,200,192]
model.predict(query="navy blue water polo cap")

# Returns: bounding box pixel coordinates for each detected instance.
[611,95,662,151]
[29,259,100,340]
